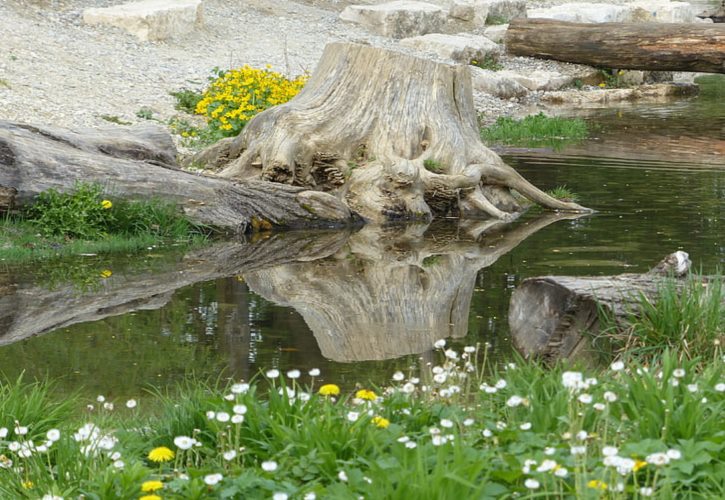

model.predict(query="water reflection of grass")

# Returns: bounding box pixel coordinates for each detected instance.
[695,74,725,100]
[481,113,589,151]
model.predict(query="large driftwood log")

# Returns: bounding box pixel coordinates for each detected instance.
[191,42,589,223]
[506,19,725,73]
[244,213,584,361]
[0,121,355,232]
[508,251,721,363]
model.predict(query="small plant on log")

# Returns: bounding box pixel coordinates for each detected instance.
[546,185,579,203]
[470,56,503,72]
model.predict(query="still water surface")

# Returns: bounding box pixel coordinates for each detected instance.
[0,86,723,400]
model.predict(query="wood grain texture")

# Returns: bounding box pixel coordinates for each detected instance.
[506,19,725,73]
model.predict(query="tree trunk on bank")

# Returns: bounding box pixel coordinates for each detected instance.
[0,121,355,232]
[506,19,725,74]
[191,42,590,223]
[508,251,721,364]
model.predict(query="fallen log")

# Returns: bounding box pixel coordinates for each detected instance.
[0,121,355,232]
[508,251,722,363]
[506,19,725,74]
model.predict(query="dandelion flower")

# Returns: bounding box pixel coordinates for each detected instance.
[140,496,161,500]
[372,416,390,428]
[506,395,524,407]
[101,200,112,209]
[231,383,250,394]
[231,414,244,424]
[14,426,28,436]
[440,419,454,428]
[673,368,686,378]
[273,494,288,500]
[640,487,654,497]
[645,452,669,466]
[633,460,647,472]
[319,384,340,396]
[46,429,60,442]
[554,466,569,477]
[602,446,618,457]
[715,383,725,392]
[587,480,608,491]
[338,470,348,482]
[287,369,301,379]
[141,480,164,492]
[223,450,237,461]
[346,411,359,422]
[520,422,532,431]
[216,412,231,423]
[148,446,174,462]
[392,371,405,381]
[308,368,320,377]
[610,361,625,371]
[356,389,377,401]
[405,441,417,449]
[126,399,137,409]
[266,369,280,378]
[667,449,682,460]
[233,404,247,415]
[433,339,446,349]
[603,391,618,402]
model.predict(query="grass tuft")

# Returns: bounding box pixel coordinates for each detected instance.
[481,112,589,149]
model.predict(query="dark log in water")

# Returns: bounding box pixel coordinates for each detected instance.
[508,251,706,363]
[506,19,725,73]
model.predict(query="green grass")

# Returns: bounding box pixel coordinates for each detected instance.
[481,112,589,149]
[169,88,203,114]
[603,274,724,363]
[470,55,503,72]
[0,347,722,498]
[546,185,580,203]
[695,75,725,100]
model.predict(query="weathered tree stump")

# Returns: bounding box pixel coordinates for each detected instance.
[508,251,717,363]
[506,19,725,73]
[191,42,589,223]
[0,121,355,232]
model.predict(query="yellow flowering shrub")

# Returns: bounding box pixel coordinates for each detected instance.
[195,65,307,137]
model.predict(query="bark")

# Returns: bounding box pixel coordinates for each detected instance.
[244,212,584,362]
[0,230,351,346]
[191,42,590,223]
[506,19,725,73]
[0,120,355,232]
[508,251,720,364]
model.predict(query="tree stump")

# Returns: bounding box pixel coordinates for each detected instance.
[192,42,590,223]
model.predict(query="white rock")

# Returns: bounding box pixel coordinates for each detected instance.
[627,1,698,23]
[470,66,528,99]
[479,0,527,23]
[399,33,501,63]
[83,0,204,41]
[340,1,446,39]
[483,24,508,43]
[528,3,630,23]
[449,0,476,21]
[497,69,574,91]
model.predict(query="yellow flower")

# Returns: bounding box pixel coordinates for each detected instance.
[319,384,340,396]
[355,389,377,401]
[587,479,608,490]
[633,460,647,472]
[618,70,625,76]
[21,480,33,489]
[598,82,607,88]
[101,199,112,209]
[140,496,162,500]
[100,270,113,278]
[141,480,164,492]
[372,416,390,428]
[148,446,174,462]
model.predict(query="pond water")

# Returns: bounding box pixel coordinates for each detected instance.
[0,83,723,401]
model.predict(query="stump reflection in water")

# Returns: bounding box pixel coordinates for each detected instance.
[244,213,584,362]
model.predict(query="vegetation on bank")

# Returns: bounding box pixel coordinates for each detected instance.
[0,275,723,498]
[0,182,207,263]
[481,112,589,149]
[0,350,722,498]
[165,66,307,149]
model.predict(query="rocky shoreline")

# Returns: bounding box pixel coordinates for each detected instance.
[0,0,714,157]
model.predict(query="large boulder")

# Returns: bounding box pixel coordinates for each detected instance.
[399,33,501,63]
[627,1,698,23]
[83,0,204,41]
[339,1,447,38]
[483,23,508,43]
